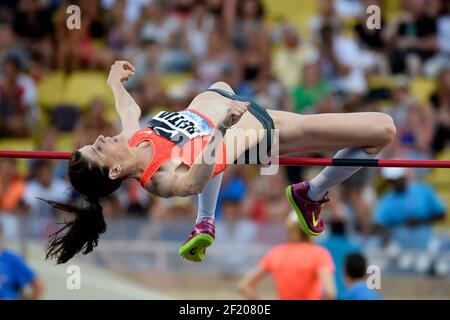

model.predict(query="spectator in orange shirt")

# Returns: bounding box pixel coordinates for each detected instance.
[0,159,26,212]
[238,212,336,300]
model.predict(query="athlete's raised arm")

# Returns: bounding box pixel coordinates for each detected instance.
[106,61,141,139]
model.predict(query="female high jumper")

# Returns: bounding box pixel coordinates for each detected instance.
[42,61,396,264]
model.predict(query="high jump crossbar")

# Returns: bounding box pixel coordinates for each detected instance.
[1,150,449,168]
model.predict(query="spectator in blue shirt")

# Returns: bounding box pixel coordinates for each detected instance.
[0,223,45,300]
[344,253,381,300]
[375,167,446,226]
[320,220,361,300]
[373,167,446,249]
[215,168,247,220]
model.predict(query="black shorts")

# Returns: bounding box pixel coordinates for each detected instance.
[205,88,275,164]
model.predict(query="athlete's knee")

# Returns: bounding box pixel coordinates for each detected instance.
[379,113,396,146]
[364,113,396,154]
[372,113,396,147]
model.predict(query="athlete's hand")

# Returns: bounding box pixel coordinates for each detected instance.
[107,61,136,85]
[218,100,250,129]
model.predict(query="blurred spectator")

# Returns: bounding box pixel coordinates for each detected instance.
[0,222,45,299]
[383,76,433,164]
[215,198,258,273]
[132,80,169,123]
[309,0,341,39]
[240,36,268,83]
[343,252,381,300]
[172,0,196,21]
[12,0,53,46]
[85,1,114,69]
[0,55,38,137]
[314,92,342,114]
[139,0,180,45]
[386,75,414,129]
[334,0,364,19]
[230,0,269,52]
[373,167,446,249]
[353,0,389,75]
[221,64,254,98]
[425,0,450,76]
[396,101,434,161]
[291,60,331,113]
[431,67,450,155]
[320,220,361,299]
[151,196,196,221]
[117,179,151,216]
[105,0,137,53]
[30,127,67,180]
[238,212,336,300]
[272,25,317,89]
[0,23,24,64]
[340,169,378,233]
[74,98,118,148]
[194,30,235,90]
[23,160,70,217]
[185,0,216,59]
[216,167,247,220]
[375,167,446,226]
[318,23,374,95]
[101,0,150,24]
[0,159,26,213]
[28,52,49,84]
[158,28,192,74]
[54,0,95,71]
[251,71,287,111]
[384,0,439,75]
[100,194,124,218]
[205,0,223,18]
[245,174,291,223]
[354,0,386,53]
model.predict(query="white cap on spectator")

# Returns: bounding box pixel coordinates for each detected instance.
[381,167,407,180]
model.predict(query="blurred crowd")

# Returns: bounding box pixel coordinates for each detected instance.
[0,0,450,268]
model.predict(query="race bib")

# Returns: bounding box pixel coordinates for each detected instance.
[147,110,213,145]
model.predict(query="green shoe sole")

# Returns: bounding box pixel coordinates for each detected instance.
[179,233,215,262]
[285,185,322,237]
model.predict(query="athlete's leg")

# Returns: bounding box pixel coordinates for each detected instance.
[307,148,379,201]
[179,172,223,262]
[269,110,396,236]
[275,111,396,196]
[269,111,396,155]
[196,172,223,223]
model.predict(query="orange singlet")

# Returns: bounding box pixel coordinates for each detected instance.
[128,109,227,188]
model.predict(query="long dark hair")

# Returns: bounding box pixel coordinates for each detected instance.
[40,151,122,264]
